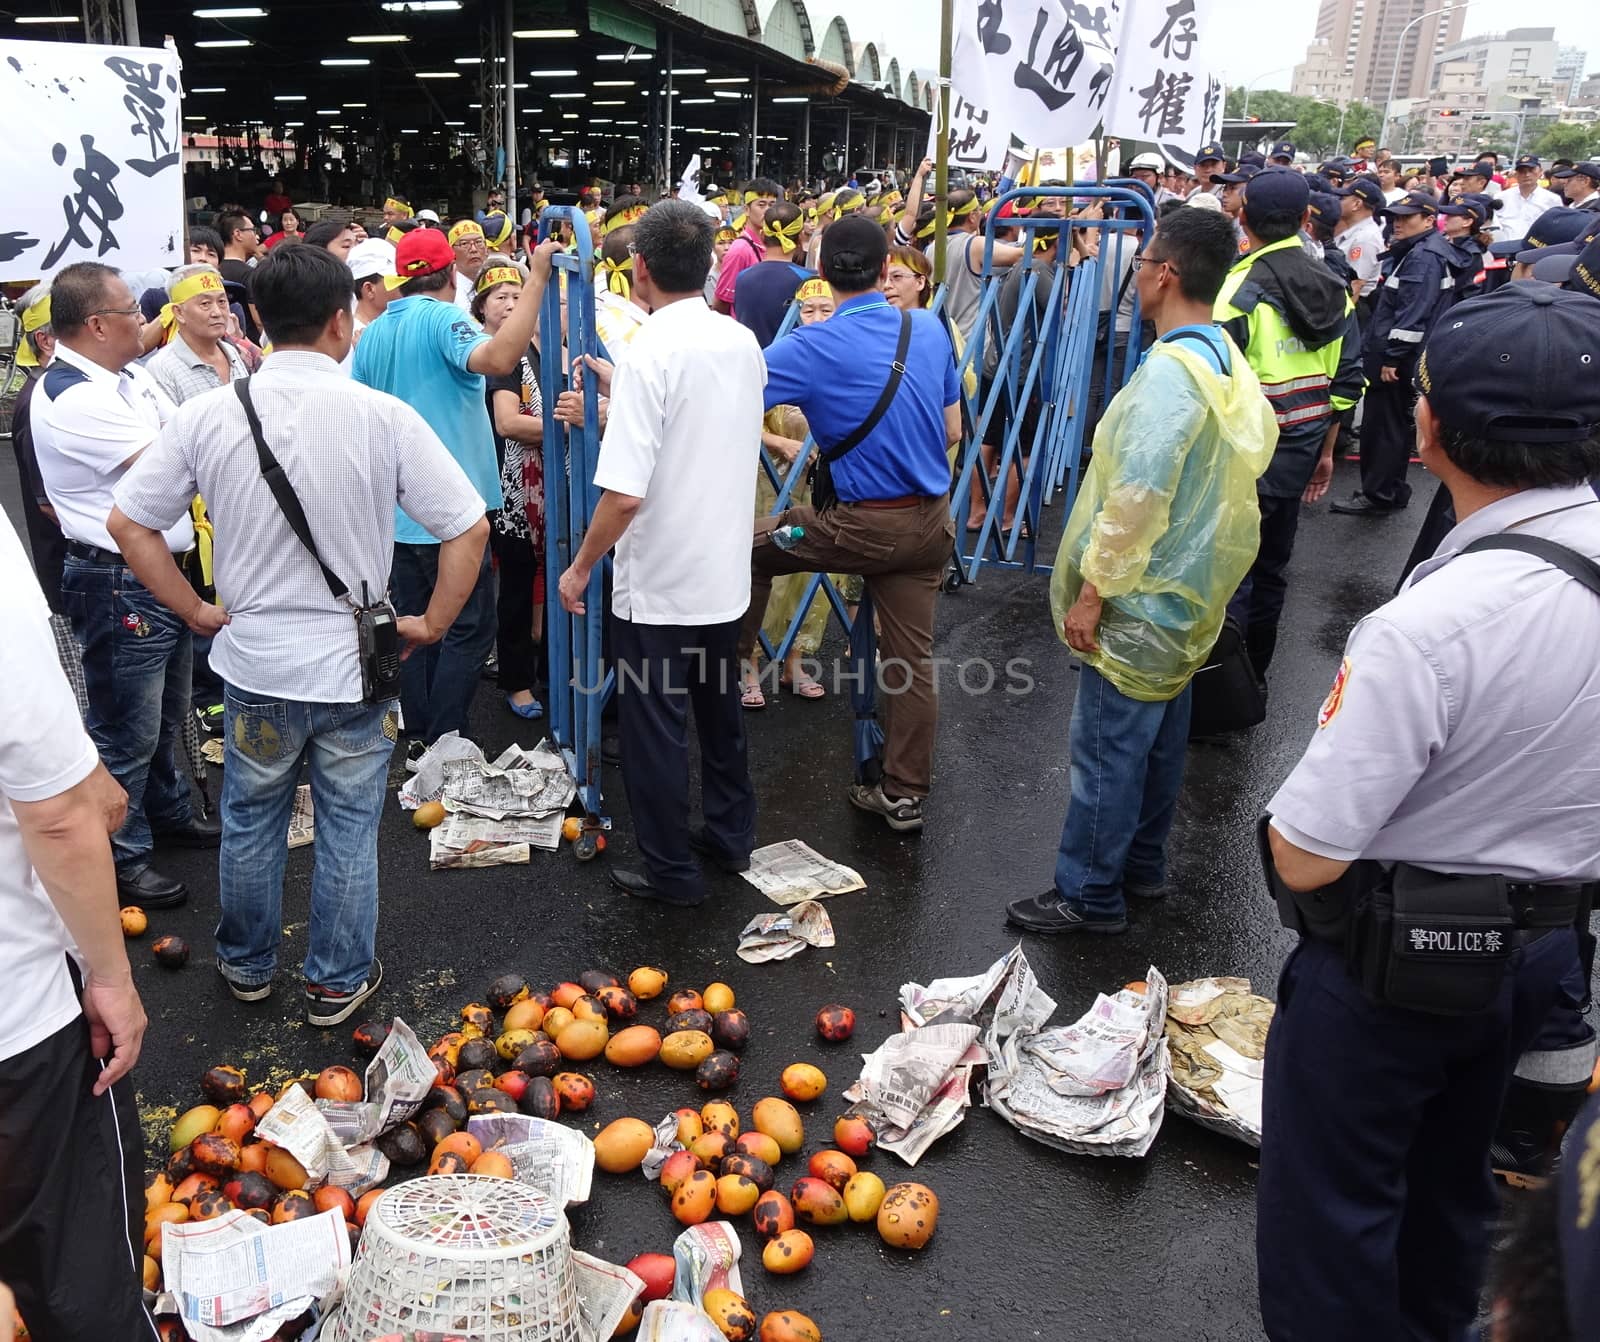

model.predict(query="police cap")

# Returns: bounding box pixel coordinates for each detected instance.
[1489,205,1594,258]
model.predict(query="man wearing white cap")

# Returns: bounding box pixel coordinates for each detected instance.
[347,237,396,347]
[1127,151,1181,207]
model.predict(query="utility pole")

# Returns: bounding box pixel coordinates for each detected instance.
[932,0,952,281]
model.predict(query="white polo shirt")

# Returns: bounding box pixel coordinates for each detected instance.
[1336,216,1386,289]
[1495,185,1563,242]
[592,297,766,626]
[32,343,192,555]
[0,514,99,1063]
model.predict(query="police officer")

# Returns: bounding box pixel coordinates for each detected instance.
[1191,141,1227,196]
[1255,281,1600,1342]
[1267,140,1296,168]
[1332,190,1458,515]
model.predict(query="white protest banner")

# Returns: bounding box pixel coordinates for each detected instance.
[0,38,184,283]
[677,153,705,205]
[951,0,1122,154]
[928,87,1012,172]
[1101,0,1223,170]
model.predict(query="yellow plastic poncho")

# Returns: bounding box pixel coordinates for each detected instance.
[1050,334,1278,702]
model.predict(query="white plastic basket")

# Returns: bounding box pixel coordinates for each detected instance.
[323,1175,582,1342]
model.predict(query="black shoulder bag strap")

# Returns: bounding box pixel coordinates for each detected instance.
[233,379,351,606]
[810,311,913,513]
[1459,533,1600,598]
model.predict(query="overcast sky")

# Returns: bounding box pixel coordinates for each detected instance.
[833,0,1594,97]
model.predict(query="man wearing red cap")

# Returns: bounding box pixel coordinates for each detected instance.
[353,228,559,747]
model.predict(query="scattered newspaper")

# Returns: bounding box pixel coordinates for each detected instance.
[286,784,313,849]
[397,731,483,809]
[161,1208,349,1342]
[636,1301,724,1342]
[428,831,533,869]
[257,1086,386,1189]
[441,741,575,820]
[670,1222,745,1305]
[1164,976,1273,1147]
[736,900,835,963]
[572,1252,645,1342]
[641,1111,684,1181]
[468,1113,596,1206]
[404,738,573,866]
[739,840,865,907]
[314,1018,434,1148]
[986,968,1171,1158]
[432,811,562,857]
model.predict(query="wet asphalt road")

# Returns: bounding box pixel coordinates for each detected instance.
[1,450,1435,1341]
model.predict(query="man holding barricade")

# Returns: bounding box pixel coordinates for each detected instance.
[736,217,962,834]
[1005,208,1276,934]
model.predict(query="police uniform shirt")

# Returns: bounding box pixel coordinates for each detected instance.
[1270,483,1600,882]
[1335,216,1385,288]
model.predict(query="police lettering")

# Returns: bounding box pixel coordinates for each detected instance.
[1407,927,1506,953]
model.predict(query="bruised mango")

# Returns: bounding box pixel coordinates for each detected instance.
[703,1288,757,1341]
[734,1131,781,1166]
[790,1177,847,1227]
[628,966,668,999]
[604,1024,662,1067]
[715,1173,761,1216]
[596,985,639,1021]
[659,1030,714,1071]
[487,973,531,1010]
[658,1149,701,1197]
[200,1065,248,1106]
[759,1310,823,1342]
[495,1028,542,1062]
[700,1101,739,1139]
[815,1004,855,1042]
[720,1154,774,1193]
[761,1228,814,1275]
[459,1002,494,1032]
[665,990,704,1015]
[833,1114,876,1158]
[518,1075,561,1122]
[553,1072,595,1111]
[674,1107,705,1146]
[807,1150,856,1192]
[570,995,609,1025]
[691,1132,734,1166]
[876,1181,939,1249]
[751,1189,795,1240]
[670,1169,717,1225]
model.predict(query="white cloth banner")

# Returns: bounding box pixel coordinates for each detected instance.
[677,154,705,204]
[951,0,1120,154]
[1100,0,1222,171]
[0,38,184,283]
[929,87,1012,172]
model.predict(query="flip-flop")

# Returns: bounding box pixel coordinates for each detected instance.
[782,676,826,699]
[741,683,767,710]
[506,695,544,720]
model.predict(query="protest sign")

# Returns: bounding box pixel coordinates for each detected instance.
[1101,0,1223,170]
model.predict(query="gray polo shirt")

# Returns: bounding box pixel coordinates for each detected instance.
[113,350,485,704]
[145,333,250,406]
[1269,483,1600,882]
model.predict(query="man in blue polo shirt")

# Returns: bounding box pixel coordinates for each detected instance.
[353,227,556,744]
[738,216,961,832]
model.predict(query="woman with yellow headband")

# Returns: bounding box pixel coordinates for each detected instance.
[706,222,739,303]
[741,276,846,707]
[471,263,547,720]
[480,211,517,260]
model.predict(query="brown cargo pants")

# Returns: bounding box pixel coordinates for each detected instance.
[738,495,954,800]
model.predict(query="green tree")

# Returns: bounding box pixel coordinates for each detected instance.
[1222,89,1383,158]
[1536,123,1599,162]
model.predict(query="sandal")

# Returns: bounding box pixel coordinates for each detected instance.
[782,675,826,700]
[741,681,767,710]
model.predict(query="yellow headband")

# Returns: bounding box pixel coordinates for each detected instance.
[949,198,979,221]
[833,189,863,216]
[762,214,805,254]
[602,205,647,236]
[795,277,832,303]
[877,203,895,226]
[17,294,51,367]
[716,225,738,240]
[384,197,413,218]
[600,255,632,299]
[386,225,407,244]
[448,220,485,246]
[483,214,514,247]
[915,214,938,240]
[732,211,748,233]
[475,264,523,295]
[157,270,227,339]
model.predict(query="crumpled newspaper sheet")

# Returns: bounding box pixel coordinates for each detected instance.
[313,1017,433,1150]
[468,1112,596,1206]
[736,900,835,963]
[571,1251,645,1342]
[1164,976,1273,1147]
[399,734,575,820]
[841,945,1055,1165]
[160,1208,349,1342]
[987,968,1171,1158]
[635,1301,724,1342]
[256,1086,388,1192]
[739,839,865,907]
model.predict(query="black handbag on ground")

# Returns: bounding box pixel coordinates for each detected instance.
[1188,614,1266,738]
[809,310,913,513]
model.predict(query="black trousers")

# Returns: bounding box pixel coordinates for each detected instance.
[1358,372,1417,508]
[1226,492,1302,677]
[0,1013,156,1342]
[612,616,756,900]
[491,528,543,696]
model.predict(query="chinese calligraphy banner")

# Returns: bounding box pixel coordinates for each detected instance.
[0,38,184,283]
[929,88,1012,172]
[950,0,1120,155]
[1100,0,1222,171]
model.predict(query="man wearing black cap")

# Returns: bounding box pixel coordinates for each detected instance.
[1498,155,1563,243]
[738,216,960,833]
[1191,141,1227,196]
[1216,169,1362,679]
[1331,190,1457,515]
[1554,161,1600,212]
[1257,281,1600,1342]
[1268,140,1295,168]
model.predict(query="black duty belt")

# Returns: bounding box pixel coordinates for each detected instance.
[67,540,195,567]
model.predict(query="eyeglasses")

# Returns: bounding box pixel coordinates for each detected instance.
[1130,256,1178,275]
[90,306,143,319]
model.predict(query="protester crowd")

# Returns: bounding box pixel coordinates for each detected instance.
[4,136,1600,1342]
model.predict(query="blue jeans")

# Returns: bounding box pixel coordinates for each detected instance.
[1053,664,1191,918]
[391,543,496,742]
[217,686,394,992]
[61,553,195,870]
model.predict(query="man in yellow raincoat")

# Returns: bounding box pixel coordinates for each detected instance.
[1007,207,1279,935]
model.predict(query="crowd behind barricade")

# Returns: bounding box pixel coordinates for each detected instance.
[4,137,1600,1342]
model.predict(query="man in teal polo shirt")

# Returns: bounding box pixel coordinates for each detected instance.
[737,217,961,833]
[353,228,556,743]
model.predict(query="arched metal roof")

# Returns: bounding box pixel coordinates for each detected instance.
[676,0,762,40]
[760,0,813,59]
[856,40,881,84]
[885,57,901,98]
[818,14,854,75]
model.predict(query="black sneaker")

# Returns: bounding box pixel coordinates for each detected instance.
[1005,891,1127,935]
[305,958,384,1028]
[847,782,924,833]
[195,703,225,737]
[1124,879,1169,902]
[218,962,272,1003]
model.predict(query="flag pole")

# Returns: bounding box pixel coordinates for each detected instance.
[933,0,953,281]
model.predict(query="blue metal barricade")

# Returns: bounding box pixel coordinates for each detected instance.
[537,208,610,859]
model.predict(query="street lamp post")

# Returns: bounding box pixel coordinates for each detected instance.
[1382,2,1472,150]
[1241,66,1293,120]
[1312,97,1348,155]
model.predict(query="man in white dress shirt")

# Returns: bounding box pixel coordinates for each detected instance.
[32,262,217,912]
[557,200,765,908]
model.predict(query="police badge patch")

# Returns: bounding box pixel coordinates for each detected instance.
[1318,657,1350,729]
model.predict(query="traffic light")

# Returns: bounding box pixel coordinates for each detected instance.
[1437,109,1459,117]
